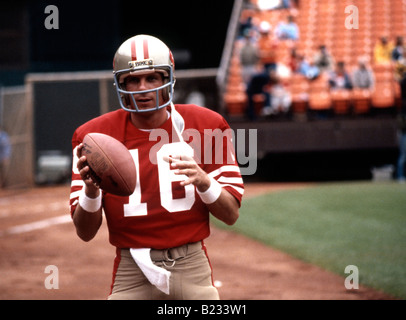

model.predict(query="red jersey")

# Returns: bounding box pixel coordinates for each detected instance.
[70,104,244,249]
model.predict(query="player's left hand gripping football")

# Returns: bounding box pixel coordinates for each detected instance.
[76,143,100,197]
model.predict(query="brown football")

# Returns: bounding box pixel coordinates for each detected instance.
[81,133,136,196]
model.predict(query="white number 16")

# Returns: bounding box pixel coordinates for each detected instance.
[124,143,195,217]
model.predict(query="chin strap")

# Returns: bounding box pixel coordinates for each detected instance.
[170,103,185,143]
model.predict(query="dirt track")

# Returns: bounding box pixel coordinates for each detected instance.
[0,183,395,300]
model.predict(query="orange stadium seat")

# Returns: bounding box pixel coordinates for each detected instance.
[331,89,352,115]
[226,81,245,95]
[291,92,308,114]
[308,91,332,111]
[253,93,265,115]
[394,80,402,111]
[289,74,309,114]
[224,92,247,115]
[373,64,395,84]
[371,83,395,108]
[308,72,330,93]
[352,88,372,115]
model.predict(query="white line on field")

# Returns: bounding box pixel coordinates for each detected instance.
[0,201,68,218]
[0,215,72,237]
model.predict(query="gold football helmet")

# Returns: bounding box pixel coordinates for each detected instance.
[113,34,175,112]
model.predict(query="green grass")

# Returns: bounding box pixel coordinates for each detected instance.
[214,181,406,299]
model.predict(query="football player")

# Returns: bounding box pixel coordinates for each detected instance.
[69,35,244,299]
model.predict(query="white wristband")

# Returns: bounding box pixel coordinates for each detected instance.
[197,177,222,204]
[78,189,102,213]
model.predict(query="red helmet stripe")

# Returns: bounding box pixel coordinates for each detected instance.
[143,38,149,59]
[131,40,137,61]
[169,50,174,66]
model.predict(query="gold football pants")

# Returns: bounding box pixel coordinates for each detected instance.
[108,242,220,300]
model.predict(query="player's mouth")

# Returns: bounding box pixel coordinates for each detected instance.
[135,97,153,106]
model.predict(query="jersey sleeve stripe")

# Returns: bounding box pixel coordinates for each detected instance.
[70,189,82,200]
[208,165,241,178]
[217,176,243,185]
[207,165,244,200]
[71,180,85,188]
[219,184,244,195]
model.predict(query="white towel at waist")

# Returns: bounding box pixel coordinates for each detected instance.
[129,248,171,295]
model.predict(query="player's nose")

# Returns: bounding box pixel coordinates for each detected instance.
[137,78,149,91]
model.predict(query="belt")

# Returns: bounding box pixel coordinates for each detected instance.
[150,241,202,262]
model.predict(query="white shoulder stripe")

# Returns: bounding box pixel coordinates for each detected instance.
[208,165,241,178]
[217,176,244,185]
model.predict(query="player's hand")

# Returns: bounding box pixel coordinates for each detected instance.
[168,154,211,193]
[76,143,100,198]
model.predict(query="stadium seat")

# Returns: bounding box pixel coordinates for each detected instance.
[330,89,352,115]
[371,83,395,108]
[309,72,330,93]
[289,75,309,114]
[373,64,395,83]
[352,88,372,115]
[226,81,245,95]
[393,80,402,111]
[308,91,332,111]
[373,63,394,75]
[224,92,247,115]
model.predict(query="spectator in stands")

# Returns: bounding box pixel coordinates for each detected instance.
[264,71,291,116]
[257,0,282,11]
[0,126,11,188]
[313,45,334,72]
[257,21,278,72]
[392,36,405,62]
[352,56,375,89]
[373,36,394,64]
[246,66,272,120]
[281,0,292,9]
[238,15,254,39]
[275,15,299,41]
[288,47,300,72]
[297,55,320,80]
[329,61,353,90]
[397,112,406,182]
[396,61,406,182]
[395,57,406,82]
[240,30,260,87]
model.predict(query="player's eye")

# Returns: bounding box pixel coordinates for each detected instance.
[124,77,139,86]
[147,74,160,83]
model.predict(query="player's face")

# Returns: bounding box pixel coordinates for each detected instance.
[124,72,166,111]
